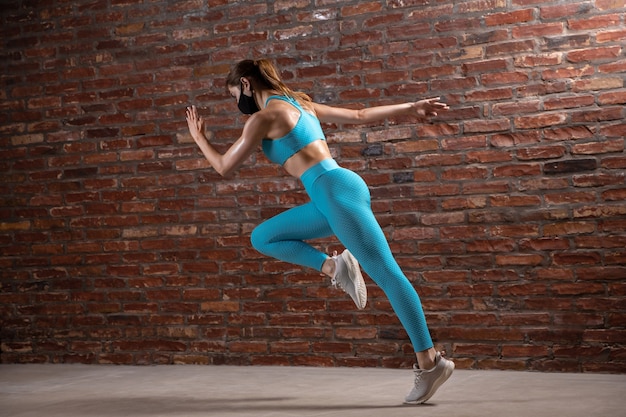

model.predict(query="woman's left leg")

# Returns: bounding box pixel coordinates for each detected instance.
[308,167,434,352]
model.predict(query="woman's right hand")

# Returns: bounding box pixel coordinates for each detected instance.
[186,105,206,142]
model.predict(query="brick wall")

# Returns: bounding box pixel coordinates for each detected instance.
[1,0,625,372]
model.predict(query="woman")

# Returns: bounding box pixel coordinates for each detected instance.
[186,59,454,404]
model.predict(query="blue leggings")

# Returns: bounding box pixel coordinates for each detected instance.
[250,159,433,352]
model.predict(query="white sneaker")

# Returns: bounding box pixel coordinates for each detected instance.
[331,249,367,310]
[404,352,454,404]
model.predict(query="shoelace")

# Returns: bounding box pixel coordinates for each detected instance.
[413,368,424,386]
[331,255,343,289]
[330,276,343,289]
[413,356,441,386]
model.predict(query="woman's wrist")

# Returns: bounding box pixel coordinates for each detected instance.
[191,132,207,144]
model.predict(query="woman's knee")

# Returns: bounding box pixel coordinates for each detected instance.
[250,224,269,252]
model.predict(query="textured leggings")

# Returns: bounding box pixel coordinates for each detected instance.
[250,159,433,352]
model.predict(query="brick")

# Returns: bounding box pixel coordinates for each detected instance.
[517,145,566,160]
[515,52,562,67]
[598,90,626,105]
[465,87,512,102]
[431,77,478,92]
[544,191,596,205]
[546,125,594,142]
[464,119,510,133]
[491,131,541,146]
[342,2,383,17]
[552,283,605,295]
[572,77,623,92]
[520,206,570,222]
[420,212,465,225]
[602,188,626,201]
[495,254,544,266]
[567,46,622,63]
[11,134,44,145]
[573,173,625,188]
[572,139,624,155]
[513,22,564,38]
[544,94,595,110]
[599,123,626,138]
[486,39,535,56]
[514,112,567,129]
[569,13,622,31]
[503,345,550,358]
[485,9,534,26]
[457,0,506,13]
[598,26,626,44]
[599,59,626,74]
[544,221,596,236]
[493,163,542,177]
[544,34,591,50]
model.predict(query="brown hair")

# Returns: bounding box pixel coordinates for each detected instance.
[225,59,312,105]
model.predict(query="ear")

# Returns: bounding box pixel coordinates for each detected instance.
[240,77,252,96]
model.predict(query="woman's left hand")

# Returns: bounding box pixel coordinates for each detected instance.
[413,97,449,118]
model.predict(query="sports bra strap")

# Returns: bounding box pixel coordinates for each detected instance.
[261,95,326,166]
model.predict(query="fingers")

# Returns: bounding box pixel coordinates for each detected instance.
[423,97,449,111]
[419,97,448,106]
[428,98,447,107]
[186,106,202,124]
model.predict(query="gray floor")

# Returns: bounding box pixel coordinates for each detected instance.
[1,364,625,417]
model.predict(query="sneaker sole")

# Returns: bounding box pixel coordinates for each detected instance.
[342,250,367,309]
[404,359,455,405]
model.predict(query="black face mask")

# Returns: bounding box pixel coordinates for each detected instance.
[238,83,259,114]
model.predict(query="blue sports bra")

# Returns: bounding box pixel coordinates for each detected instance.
[262,95,326,165]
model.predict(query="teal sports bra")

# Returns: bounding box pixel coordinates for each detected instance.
[262,95,326,165]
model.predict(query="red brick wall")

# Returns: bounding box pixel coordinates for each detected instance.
[1,0,625,372]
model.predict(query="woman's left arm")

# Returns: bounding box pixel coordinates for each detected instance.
[313,97,449,125]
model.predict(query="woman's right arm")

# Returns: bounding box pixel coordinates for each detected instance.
[186,105,268,177]
[312,97,448,125]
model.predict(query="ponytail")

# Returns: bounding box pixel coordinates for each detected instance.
[256,59,312,103]
[225,59,312,105]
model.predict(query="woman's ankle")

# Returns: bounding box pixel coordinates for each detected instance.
[321,256,335,277]
[415,348,437,370]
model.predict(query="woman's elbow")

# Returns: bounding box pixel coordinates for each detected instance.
[214,165,231,177]
[355,109,366,123]
[215,161,238,177]
[209,160,227,177]
[218,168,234,177]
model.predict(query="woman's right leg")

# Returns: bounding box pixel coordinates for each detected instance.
[250,201,332,271]
[250,201,368,309]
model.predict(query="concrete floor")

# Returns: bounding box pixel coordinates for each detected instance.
[0,365,625,417]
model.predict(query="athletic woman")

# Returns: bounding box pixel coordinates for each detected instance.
[185,59,454,404]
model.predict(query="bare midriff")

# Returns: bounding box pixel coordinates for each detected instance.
[282,139,333,179]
